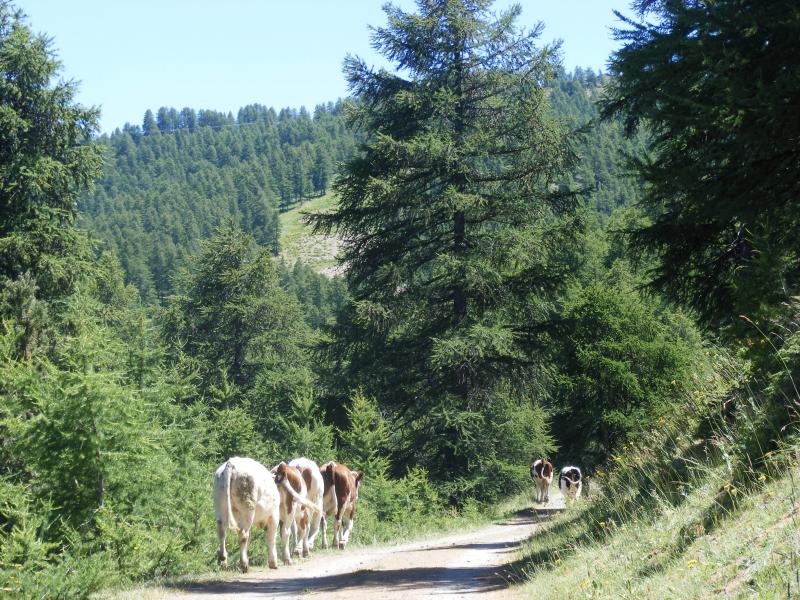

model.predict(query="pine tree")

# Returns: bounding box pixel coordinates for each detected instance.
[312,0,579,491]
[142,109,158,135]
[0,3,103,306]
[601,0,800,329]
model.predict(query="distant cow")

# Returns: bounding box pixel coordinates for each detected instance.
[559,466,583,505]
[320,461,363,549]
[272,461,323,563]
[530,458,554,504]
[213,456,280,572]
[288,457,325,553]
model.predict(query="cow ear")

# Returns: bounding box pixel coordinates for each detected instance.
[355,471,364,484]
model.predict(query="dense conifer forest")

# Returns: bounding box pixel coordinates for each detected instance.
[1,0,798,597]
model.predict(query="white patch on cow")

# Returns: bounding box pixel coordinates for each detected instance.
[213,456,280,572]
[289,457,325,555]
[559,465,583,505]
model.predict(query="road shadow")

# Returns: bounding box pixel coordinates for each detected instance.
[175,564,511,596]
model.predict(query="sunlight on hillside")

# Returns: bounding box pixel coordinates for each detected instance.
[278,192,342,275]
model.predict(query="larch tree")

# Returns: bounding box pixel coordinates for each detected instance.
[312,0,577,493]
[601,0,800,332]
[0,2,102,306]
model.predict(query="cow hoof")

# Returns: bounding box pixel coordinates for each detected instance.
[269,561,278,570]
[303,550,310,558]
[283,558,293,566]
[292,548,301,557]
[240,562,249,574]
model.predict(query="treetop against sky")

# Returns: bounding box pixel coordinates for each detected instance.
[18,0,630,132]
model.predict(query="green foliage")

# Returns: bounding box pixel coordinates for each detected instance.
[278,391,335,461]
[601,0,800,331]
[80,102,357,302]
[0,3,103,304]
[313,0,579,499]
[553,265,704,463]
[162,224,313,436]
[0,261,217,598]
[339,389,390,477]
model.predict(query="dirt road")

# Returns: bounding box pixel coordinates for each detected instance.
[163,504,559,600]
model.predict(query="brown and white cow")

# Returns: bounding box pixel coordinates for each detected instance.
[213,456,280,572]
[558,465,583,505]
[288,457,325,553]
[530,458,554,504]
[271,461,323,564]
[319,461,363,549]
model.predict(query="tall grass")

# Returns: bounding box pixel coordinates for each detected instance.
[512,340,800,597]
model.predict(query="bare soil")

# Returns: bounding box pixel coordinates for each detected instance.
[157,505,560,600]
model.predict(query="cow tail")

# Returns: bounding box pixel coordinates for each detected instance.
[222,461,237,529]
[280,479,323,515]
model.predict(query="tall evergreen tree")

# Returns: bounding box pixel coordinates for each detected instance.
[601,0,800,330]
[313,0,578,492]
[0,2,102,306]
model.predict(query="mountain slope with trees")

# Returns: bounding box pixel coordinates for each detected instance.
[79,103,356,302]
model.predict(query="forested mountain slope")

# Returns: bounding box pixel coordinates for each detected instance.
[79,103,356,302]
[79,69,644,303]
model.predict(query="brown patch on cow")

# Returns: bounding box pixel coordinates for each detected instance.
[531,458,553,480]
[301,467,313,491]
[320,461,336,494]
[234,474,256,509]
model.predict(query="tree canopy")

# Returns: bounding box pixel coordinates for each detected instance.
[601,0,800,330]
[313,0,577,493]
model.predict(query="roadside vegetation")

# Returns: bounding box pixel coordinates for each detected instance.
[1,0,797,598]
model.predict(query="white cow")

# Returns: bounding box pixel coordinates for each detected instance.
[559,465,583,505]
[213,456,280,572]
[288,457,325,553]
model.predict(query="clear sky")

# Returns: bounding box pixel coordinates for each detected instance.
[16,0,631,133]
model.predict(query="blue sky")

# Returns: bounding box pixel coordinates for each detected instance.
[17,1,631,133]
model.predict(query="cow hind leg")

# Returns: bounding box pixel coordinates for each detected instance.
[238,528,251,573]
[341,513,355,548]
[266,518,278,569]
[280,520,293,565]
[320,515,329,549]
[216,520,228,567]
[307,506,322,549]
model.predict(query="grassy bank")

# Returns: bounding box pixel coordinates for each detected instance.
[511,458,798,598]
[509,350,800,599]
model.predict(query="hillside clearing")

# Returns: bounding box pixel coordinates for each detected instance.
[278,192,341,275]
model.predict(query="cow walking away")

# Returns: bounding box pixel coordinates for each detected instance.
[559,466,583,505]
[213,456,280,572]
[271,461,323,563]
[288,457,325,553]
[530,458,554,504]
[320,461,363,549]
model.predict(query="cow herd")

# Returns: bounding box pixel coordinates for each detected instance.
[213,455,581,573]
[530,458,583,506]
[213,455,362,573]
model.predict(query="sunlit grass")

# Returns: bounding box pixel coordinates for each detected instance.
[278,192,340,272]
